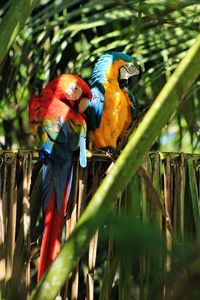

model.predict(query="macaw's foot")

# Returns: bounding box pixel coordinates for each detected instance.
[101,146,121,156]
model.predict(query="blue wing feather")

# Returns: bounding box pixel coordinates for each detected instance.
[36,116,86,210]
[42,160,55,210]
[85,85,105,130]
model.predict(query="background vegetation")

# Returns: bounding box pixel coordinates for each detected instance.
[0,1,200,300]
[0,0,199,152]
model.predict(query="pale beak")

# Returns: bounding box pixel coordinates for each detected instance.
[119,63,140,80]
[78,97,90,113]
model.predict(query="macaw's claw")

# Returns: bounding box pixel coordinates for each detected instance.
[102,146,121,156]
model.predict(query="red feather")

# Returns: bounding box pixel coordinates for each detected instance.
[37,174,72,281]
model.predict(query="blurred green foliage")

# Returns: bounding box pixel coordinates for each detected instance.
[0,0,199,152]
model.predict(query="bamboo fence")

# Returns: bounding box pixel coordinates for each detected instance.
[0,150,199,300]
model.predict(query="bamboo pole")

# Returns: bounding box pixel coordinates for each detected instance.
[179,154,185,240]
[5,154,17,293]
[151,153,162,228]
[70,164,80,300]
[87,231,98,300]
[71,165,89,300]
[138,166,173,234]
[86,161,102,300]
[188,158,200,240]
[2,154,8,250]
[173,155,186,239]
[64,163,79,300]
[164,155,172,273]
[22,153,32,298]
[0,156,5,297]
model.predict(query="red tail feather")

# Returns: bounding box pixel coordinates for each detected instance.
[37,176,71,282]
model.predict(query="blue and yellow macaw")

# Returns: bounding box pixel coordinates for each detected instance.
[85,52,140,149]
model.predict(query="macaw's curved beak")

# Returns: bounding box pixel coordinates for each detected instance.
[128,73,140,86]
[119,63,141,90]
[78,97,90,113]
[119,75,139,90]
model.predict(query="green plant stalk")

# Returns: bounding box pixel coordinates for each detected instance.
[0,0,40,65]
[188,158,200,240]
[31,35,200,300]
[99,254,118,300]
[119,257,132,300]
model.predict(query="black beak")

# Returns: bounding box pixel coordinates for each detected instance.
[119,74,140,90]
[119,79,129,90]
[129,65,142,86]
[128,74,139,87]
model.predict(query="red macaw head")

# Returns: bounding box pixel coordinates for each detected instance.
[43,74,92,113]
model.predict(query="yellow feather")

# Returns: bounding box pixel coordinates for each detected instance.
[93,60,132,148]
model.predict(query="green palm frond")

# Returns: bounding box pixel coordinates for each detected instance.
[0,0,199,151]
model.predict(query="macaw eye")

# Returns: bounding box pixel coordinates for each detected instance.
[73,85,82,93]
[64,84,83,100]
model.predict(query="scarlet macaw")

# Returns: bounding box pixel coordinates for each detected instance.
[29,74,92,282]
[85,52,140,149]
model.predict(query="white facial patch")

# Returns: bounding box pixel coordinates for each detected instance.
[119,63,140,80]
[64,83,82,100]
